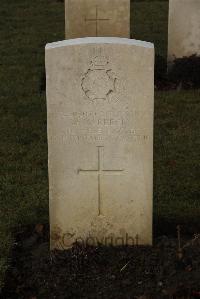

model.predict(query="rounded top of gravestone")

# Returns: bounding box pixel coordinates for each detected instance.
[46,37,154,50]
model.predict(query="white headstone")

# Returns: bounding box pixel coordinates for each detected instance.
[65,0,130,38]
[46,37,154,249]
[168,0,200,63]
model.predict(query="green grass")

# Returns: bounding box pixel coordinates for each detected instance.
[131,0,168,57]
[0,0,199,290]
[154,90,200,233]
[0,0,64,288]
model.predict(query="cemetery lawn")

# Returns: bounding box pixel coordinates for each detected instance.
[0,0,200,293]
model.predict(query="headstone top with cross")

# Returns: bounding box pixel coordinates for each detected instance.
[84,5,110,37]
[46,37,154,249]
[65,0,130,39]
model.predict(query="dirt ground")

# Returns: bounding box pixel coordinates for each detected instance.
[2,225,200,299]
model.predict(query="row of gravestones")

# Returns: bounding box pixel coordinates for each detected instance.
[46,0,200,250]
[65,0,200,63]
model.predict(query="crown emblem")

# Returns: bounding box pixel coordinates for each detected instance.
[92,56,109,69]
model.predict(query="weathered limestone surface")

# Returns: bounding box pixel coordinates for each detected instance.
[46,37,154,249]
[168,0,200,62]
[65,0,130,38]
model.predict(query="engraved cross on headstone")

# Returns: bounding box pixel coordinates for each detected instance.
[85,6,110,36]
[78,146,124,216]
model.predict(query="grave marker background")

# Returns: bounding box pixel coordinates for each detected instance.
[65,0,130,38]
[168,0,200,63]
